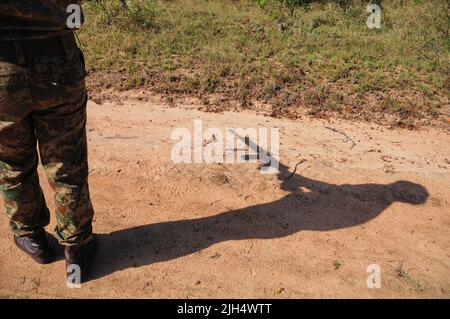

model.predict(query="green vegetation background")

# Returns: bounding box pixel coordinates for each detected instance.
[79,0,450,124]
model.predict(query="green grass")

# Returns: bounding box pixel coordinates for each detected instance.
[79,0,450,124]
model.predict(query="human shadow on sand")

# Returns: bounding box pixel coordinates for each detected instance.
[88,136,429,281]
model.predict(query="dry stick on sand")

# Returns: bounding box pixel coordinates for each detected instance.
[325,126,357,150]
[285,159,307,180]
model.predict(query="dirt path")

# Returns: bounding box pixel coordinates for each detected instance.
[1,96,449,298]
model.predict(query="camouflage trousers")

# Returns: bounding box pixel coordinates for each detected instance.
[0,43,94,246]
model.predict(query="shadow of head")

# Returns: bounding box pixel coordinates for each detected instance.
[389,181,429,205]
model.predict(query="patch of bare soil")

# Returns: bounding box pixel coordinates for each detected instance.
[1,95,449,298]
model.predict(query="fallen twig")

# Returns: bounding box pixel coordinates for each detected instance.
[285,159,307,180]
[325,126,356,150]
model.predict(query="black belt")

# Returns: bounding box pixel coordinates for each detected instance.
[0,32,78,61]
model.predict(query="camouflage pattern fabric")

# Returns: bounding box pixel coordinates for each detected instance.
[0,45,94,246]
[0,0,84,40]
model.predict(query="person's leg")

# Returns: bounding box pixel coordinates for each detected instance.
[30,44,94,247]
[0,62,50,237]
[32,75,94,247]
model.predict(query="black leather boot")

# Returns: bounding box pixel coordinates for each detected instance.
[14,229,56,264]
[65,238,96,283]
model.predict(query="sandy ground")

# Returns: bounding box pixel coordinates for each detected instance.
[0,95,449,298]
